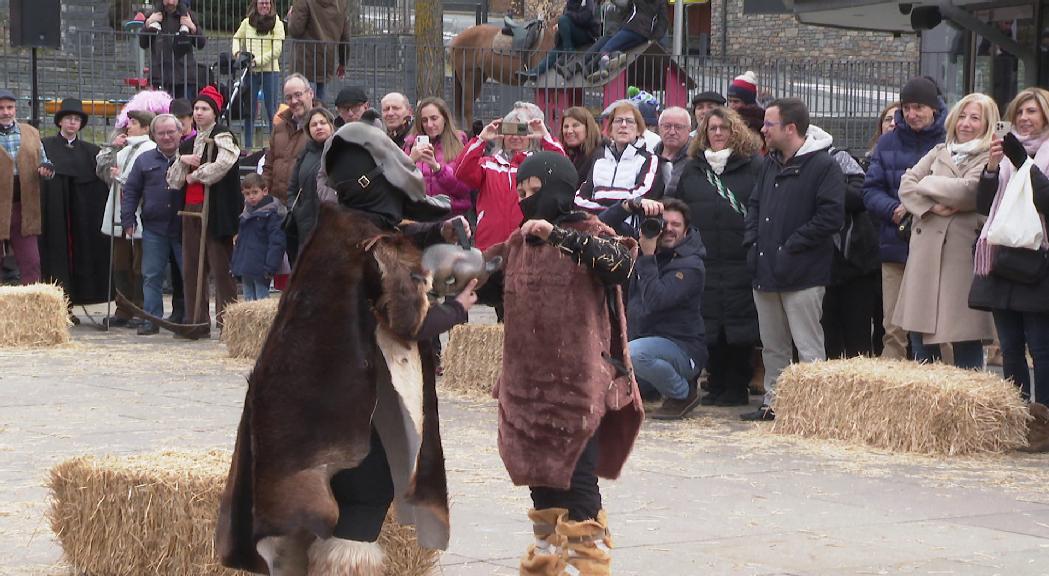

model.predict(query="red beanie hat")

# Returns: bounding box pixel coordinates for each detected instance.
[194,85,225,118]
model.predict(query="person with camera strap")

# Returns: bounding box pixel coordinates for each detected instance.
[600,195,708,420]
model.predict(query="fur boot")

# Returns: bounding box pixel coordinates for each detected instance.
[257,534,311,576]
[307,537,384,576]
[520,508,570,576]
[1021,402,1049,453]
[557,510,612,575]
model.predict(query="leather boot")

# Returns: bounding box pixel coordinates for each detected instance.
[557,509,612,575]
[520,508,569,575]
[1021,402,1049,453]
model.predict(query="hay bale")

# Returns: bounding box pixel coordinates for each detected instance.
[221,298,279,359]
[48,450,439,576]
[771,358,1031,455]
[441,323,503,396]
[0,283,69,346]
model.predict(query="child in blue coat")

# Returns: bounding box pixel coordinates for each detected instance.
[230,174,286,300]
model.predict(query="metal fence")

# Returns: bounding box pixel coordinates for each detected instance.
[0,17,917,152]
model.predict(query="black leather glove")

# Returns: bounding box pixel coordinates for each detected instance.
[1002,132,1029,169]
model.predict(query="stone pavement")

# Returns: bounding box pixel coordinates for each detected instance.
[1,304,1048,575]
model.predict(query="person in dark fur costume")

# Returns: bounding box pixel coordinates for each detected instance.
[479,151,643,575]
[217,121,477,576]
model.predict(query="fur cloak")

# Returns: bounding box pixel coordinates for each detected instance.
[486,215,643,489]
[216,204,449,573]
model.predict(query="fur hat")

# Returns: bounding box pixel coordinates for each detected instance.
[194,85,224,118]
[727,70,758,105]
[900,76,940,110]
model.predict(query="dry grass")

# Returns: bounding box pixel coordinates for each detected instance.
[440,323,503,398]
[220,298,279,359]
[0,283,70,347]
[47,450,439,576]
[771,358,1031,456]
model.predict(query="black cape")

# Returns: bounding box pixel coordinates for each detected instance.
[38,135,112,305]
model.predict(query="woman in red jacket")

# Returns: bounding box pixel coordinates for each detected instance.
[454,103,565,250]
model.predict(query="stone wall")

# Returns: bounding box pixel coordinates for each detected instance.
[708,0,920,62]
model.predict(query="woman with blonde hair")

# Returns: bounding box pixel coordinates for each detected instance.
[970,87,1049,402]
[575,102,663,213]
[404,97,471,216]
[454,102,565,249]
[559,107,603,186]
[672,106,763,406]
[894,92,1000,368]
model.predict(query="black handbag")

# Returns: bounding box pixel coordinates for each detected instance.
[992,246,1049,285]
[895,213,913,243]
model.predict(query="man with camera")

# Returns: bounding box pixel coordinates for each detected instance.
[139,0,207,99]
[602,196,708,420]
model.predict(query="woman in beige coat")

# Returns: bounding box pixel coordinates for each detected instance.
[895,93,999,368]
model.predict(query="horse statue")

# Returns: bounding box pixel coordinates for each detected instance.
[449,11,560,126]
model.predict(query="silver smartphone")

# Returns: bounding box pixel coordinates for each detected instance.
[994,121,1012,139]
[416,135,429,147]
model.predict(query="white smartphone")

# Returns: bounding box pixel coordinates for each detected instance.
[994,121,1012,139]
[416,135,429,147]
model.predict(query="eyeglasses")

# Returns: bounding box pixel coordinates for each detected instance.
[762,121,783,129]
[611,117,637,126]
[284,91,308,102]
[659,123,689,132]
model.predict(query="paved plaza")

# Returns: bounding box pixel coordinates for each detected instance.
[1,304,1048,575]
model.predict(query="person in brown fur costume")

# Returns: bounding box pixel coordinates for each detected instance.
[479,151,644,575]
[217,122,478,576]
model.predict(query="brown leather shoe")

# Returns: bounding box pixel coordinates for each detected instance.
[650,382,700,420]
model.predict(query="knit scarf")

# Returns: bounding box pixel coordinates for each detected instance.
[974,130,1049,277]
[704,148,733,175]
[947,138,986,166]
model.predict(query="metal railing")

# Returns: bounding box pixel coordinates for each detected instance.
[0,19,917,152]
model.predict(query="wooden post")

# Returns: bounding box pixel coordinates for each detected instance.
[415,0,444,100]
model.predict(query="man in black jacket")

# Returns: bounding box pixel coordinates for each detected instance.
[604,197,707,420]
[139,0,206,99]
[743,98,844,421]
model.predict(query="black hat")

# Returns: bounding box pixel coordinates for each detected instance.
[169,98,193,118]
[54,98,89,128]
[691,91,726,108]
[516,151,579,224]
[900,77,940,110]
[335,86,368,107]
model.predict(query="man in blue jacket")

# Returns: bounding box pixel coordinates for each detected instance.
[862,77,946,359]
[603,197,707,420]
[743,98,845,421]
[121,114,185,335]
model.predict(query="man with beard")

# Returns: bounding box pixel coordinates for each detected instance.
[217,121,478,576]
[39,98,112,318]
[479,151,642,575]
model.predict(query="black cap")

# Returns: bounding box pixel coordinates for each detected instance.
[900,77,940,110]
[691,91,726,107]
[335,86,368,107]
[0,89,17,103]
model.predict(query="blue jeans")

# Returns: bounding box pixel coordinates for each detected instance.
[311,81,326,103]
[629,337,699,400]
[910,335,985,370]
[241,276,270,301]
[992,309,1049,403]
[583,29,647,72]
[243,71,279,149]
[141,229,183,320]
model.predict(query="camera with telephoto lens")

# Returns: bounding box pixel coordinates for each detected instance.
[627,197,664,239]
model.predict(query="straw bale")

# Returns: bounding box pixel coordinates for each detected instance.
[441,323,503,396]
[221,298,279,359]
[771,358,1032,456]
[0,283,69,347]
[48,450,439,576]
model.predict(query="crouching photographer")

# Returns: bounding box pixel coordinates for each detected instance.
[601,197,708,420]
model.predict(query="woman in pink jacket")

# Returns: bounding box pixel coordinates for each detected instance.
[403,97,473,216]
[454,102,565,250]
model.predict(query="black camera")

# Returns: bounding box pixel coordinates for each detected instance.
[639,217,664,239]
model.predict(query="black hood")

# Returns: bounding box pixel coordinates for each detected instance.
[516,151,579,224]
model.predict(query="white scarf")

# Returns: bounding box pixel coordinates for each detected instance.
[704,148,733,175]
[947,138,986,166]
